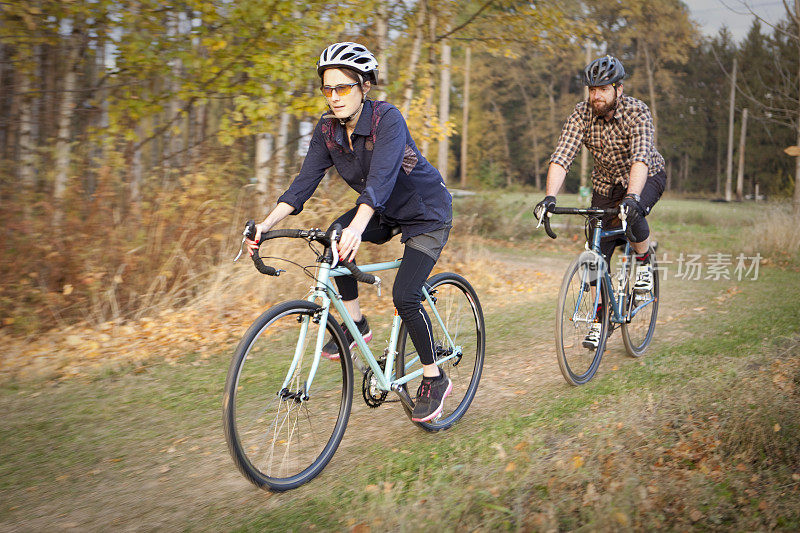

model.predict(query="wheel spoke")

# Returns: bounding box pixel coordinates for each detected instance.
[223,302,352,491]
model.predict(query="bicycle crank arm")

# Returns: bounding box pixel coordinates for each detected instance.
[390,383,415,411]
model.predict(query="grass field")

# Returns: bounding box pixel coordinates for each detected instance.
[1,194,799,531]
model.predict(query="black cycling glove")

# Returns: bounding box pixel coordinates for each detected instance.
[620,194,646,241]
[534,195,556,220]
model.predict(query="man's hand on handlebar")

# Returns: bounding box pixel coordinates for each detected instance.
[533,195,556,221]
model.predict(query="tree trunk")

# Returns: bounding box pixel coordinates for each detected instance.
[736,107,748,202]
[546,80,556,142]
[437,32,451,182]
[666,158,672,191]
[0,43,5,159]
[489,100,512,187]
[795,0,800,215]
[715,128,722,196]
[17,69,36,191]
[53,29,85,228]
[376,1,389,100]
[642,42,659,146]
[726,58,737,202]
[421,12,437,157]
[460,46,471,188]
[276,110,290,184]
[87,38,108,197]
[580,41,592,191]
[166,11,183,173]
[255,132,273,196]
[682,152,689,193]
[401,4,426,117]
[514,69,540,189]
[130,124,144,209]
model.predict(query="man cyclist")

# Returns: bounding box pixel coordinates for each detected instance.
[534,55,666,349]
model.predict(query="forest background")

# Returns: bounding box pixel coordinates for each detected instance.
[1,0,799,336]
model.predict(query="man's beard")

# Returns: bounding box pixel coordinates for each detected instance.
[590,93,618,117]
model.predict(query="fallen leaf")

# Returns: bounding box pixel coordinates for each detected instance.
[774,423,781,432]
[491,443,507,460]
[365,484,379,494]
[63,284,73,296]
[572,455,584,469]
[505,462,516,472]
[690,509,703,522]
[613,512,629,526]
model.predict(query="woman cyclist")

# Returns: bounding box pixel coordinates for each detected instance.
[247,42,453,423]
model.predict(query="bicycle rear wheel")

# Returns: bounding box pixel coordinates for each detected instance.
[555,255,611,385]
[622,250,660,357]
[223,300,353,491]
[396,273,485,432]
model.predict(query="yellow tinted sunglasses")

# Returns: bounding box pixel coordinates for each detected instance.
[320,82,360,98]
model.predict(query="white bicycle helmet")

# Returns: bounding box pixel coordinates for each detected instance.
[317,42,378,84]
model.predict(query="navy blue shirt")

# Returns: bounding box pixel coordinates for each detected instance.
[277,99,452,241]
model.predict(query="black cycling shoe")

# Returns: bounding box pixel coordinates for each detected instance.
[322,316,372,360]
[411,370,452,422]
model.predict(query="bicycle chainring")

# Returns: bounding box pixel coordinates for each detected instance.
[362,358,389,408]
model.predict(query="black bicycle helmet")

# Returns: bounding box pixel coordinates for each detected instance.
[583,55,625,87]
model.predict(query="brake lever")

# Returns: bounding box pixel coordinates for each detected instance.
[233,221,257,263]
[233,237,247,263]
[535,209,550,229]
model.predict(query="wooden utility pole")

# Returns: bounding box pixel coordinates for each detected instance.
[725,58,737,202]
[736,108,748,201]
[460,47,471,187]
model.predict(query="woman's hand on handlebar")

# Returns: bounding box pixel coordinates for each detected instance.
[338,226,363,262]
[339,203,375,262]
[246,222,270,256]
[246,202,295,256]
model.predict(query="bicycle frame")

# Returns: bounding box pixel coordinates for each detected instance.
[280,258,462,404]
[578,221,656,325]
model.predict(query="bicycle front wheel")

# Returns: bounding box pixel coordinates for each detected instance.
[555,255,611,385]
[622,251,660,357]
[223,300,353,491]
[396,273,485,432]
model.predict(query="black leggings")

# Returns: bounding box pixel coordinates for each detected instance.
[328,209,439,365]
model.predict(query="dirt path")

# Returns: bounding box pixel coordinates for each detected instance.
[0,245,738,532]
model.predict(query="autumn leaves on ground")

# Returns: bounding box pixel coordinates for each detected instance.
[1,194,799,532]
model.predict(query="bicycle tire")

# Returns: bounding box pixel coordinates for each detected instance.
[396,273,485,432]
[223,300,353,491]
[555,255,611,385]
[622,251,660,357]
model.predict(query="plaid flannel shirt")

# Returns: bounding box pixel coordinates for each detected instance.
[549,95,666,197]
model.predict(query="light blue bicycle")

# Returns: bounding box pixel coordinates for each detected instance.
[223,223,485,491]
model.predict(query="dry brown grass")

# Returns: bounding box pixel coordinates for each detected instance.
[743,208,800,260]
